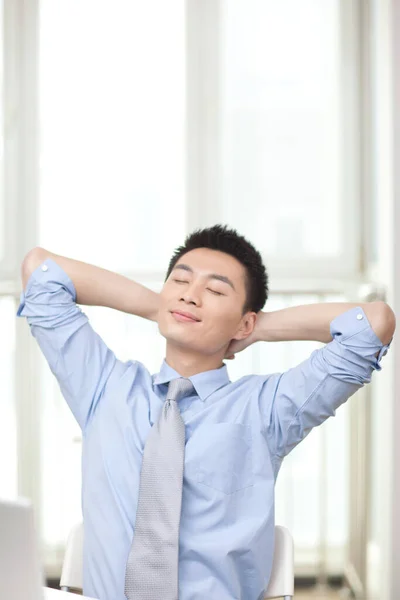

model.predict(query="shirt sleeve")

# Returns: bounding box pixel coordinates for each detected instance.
[258,306,392,461]
[16,258,121,433]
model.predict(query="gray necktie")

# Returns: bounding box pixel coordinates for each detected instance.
[124,377,194,600]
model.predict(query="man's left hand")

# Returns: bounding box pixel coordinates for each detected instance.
[224,329,260,360]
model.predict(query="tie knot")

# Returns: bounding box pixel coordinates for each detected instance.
[167,377,194,403]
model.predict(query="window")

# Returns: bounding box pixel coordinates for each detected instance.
[39,0,186,273]
[220,0,356,277]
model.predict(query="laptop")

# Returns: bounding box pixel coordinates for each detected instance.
[0,496,96,600]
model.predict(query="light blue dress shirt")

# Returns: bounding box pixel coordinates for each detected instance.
[17,259,391,600]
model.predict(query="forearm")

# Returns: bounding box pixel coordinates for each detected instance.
[21,247,160,321]
[256,301,396,346]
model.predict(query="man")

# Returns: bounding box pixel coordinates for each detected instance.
[18,224,395,600]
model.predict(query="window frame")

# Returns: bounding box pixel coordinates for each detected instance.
[186,0,364,281]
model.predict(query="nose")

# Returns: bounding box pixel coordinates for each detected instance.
[181,281,202,306]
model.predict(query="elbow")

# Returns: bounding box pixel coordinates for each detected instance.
[369,301,396,346]
[21,247,49,289]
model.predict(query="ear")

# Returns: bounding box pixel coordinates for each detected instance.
[233,312,257,341]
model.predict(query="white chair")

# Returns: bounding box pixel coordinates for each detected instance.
[264,525,294,599]
[60,523,294,599]
[60,523,84,593]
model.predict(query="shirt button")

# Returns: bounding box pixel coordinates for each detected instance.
[357,314,363,320]
[41,264,48,272]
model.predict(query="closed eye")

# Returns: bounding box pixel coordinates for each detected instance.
[173,279,224,296]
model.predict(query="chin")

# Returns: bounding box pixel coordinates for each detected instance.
[163,329,195,346]
[158,324,202,351]
[158,321,190,341]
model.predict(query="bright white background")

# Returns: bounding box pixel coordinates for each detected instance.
[2,1,398,596]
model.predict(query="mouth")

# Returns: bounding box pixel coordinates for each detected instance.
[170,311,201,323]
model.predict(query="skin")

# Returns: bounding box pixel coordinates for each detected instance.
[22,247,396,380]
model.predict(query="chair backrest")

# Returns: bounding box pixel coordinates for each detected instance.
[264,525,294,599]
[60,523,294,598]
[59,522,84,592]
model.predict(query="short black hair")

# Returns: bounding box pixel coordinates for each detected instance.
[165,224,269,313]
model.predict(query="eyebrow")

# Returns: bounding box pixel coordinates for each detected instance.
[173,263,236,291]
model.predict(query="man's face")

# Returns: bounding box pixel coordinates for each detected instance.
[157,248,254,356]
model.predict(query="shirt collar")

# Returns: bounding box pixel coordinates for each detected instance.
[153,359,230,402]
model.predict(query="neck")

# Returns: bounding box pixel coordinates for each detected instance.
[165,343,225,377]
